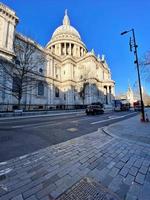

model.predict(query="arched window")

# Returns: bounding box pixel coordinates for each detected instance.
[38,81,44,96]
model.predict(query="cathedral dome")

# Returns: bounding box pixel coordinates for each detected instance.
[51,10,81,41]
[52,25,81,40]
[46,10,87,58]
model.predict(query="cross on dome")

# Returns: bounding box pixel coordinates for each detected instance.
[63,9,70,26]
[65,9,67,15]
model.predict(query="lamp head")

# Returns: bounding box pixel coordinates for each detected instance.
[121,31,129,35]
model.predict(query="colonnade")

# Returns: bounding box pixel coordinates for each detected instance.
[49,43,86,57]
[104,85,114,104]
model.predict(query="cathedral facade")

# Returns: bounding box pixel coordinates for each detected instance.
[0,3,115,111]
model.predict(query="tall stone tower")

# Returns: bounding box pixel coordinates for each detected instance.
[126,83,134,106]
[0,3,18,60]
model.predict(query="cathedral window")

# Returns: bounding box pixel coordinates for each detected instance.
[64,93,66,100]
[55,87,59,97]
[38,81,44,96]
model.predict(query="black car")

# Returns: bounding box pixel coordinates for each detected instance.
[86,104,104,115]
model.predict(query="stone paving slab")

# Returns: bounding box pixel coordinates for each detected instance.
[0,128,150,200]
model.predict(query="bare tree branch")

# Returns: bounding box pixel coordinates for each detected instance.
[140,51,150,82]
[0,37,46,108]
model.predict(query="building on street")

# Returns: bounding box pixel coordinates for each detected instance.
[0,3,115,111]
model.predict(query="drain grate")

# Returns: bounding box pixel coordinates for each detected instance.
[57,177,121,200]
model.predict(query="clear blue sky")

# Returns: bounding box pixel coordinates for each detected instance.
[1,0,150,95]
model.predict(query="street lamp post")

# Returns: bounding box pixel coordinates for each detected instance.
[121,28,145,121]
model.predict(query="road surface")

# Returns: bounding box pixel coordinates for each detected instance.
[0,110,137,162]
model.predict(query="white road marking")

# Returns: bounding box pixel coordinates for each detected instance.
[108,116,119,119]
[0,168,12,176]
[11,122,62,129]
[0,161,7,166]
[10,115,91,129]
[0,111,84,121]
[67,128,78,132]
[0,184,8,191]
[31,122,62,129]
[23,161,31,166]
[91,113,135,125]
[19,154,29,159]
[11,125,25,128]
[71,117,94,123]
[33,156,44,163]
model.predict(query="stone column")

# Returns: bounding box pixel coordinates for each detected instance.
[51,46,54,54]
[49,59,53,76]
[3,19,8,48]
[76,45,78,57]
[59,43,61,56]
[54,45,56,54]
[104,86,108,104]
[50,83,54,104]
[0,17,4,47]
[109,86,111,104]
[73,44,76,57]
[68,43,71,55]
[89,84,92,104]
[111,86,115,98]
[81,48,83,56]
[77,46,80,57]
[56,44,59,55]
[56,44,60,56]
[7,22,15,51]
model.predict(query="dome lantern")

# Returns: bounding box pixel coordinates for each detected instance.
[63,9,70,26]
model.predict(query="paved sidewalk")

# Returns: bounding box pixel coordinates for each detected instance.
[104,109,150,145]
[0,114,150,200]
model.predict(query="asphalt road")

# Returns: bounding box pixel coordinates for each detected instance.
[0,110,137,162]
